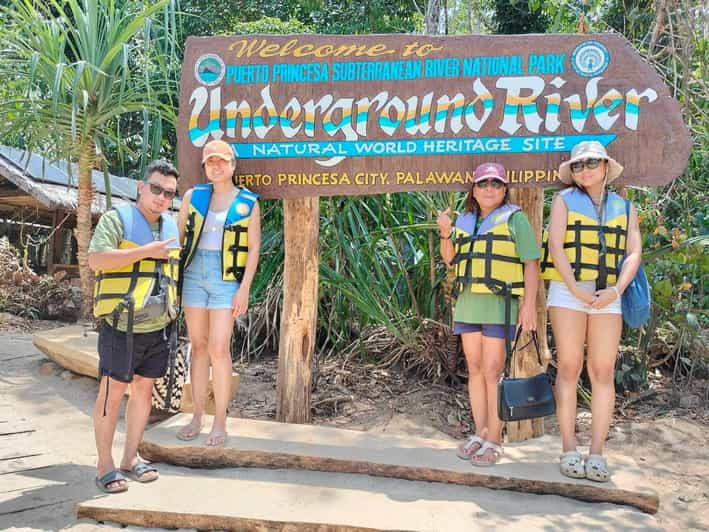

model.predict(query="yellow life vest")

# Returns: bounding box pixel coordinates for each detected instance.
[540,188,628,286]
[93,205,180,318]
[451,203,525,298]
[181,184,258,283]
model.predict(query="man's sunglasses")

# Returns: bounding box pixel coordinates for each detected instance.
[474,179,505,189]
[570,158,604,173]
[147,182,177,200]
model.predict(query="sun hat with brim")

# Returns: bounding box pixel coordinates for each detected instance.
[558,140,623,184]
[473,162,508,183]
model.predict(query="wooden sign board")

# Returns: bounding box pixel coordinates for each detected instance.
[178,34,691,198]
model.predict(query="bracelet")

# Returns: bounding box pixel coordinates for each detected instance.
[611,286,620,299]
[440,233,451,240]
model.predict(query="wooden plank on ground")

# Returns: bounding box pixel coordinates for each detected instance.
[32,326,99,379]
[0,417,35,437]
[75,463,659,531]
[0,432,39,456]
[0,471,61,495]
[0,353,41,363]
[0,454,55,475]
[139,414,659,514]
[0,465,89,515]
[0,407,15,421]
[0,426,35,437]
[0,426,50,476]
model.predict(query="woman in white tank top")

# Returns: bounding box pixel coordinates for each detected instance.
[177,140,261,447]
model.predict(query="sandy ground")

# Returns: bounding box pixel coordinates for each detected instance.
[0,329,707,531]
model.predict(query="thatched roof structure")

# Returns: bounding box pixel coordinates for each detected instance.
[0,146,180,224]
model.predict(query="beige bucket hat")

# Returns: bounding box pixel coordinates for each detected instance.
[558,140,623,184]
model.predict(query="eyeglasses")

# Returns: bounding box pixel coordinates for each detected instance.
[570,158,604,173]
[474,179,505,189]
[147,182,177,200]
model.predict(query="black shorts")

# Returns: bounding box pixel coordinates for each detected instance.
[97,321,171,383]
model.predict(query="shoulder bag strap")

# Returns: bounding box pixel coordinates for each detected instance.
[504,328,543,378]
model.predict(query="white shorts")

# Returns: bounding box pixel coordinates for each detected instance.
[547,280,622,314]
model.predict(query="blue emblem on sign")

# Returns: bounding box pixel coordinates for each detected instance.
[195,54,225,86]
[570,41,610,77]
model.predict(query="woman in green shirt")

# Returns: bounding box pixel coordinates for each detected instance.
[438,162,540,466]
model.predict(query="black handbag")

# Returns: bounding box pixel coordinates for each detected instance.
[497,329,555,422]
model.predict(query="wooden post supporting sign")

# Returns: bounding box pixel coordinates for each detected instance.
[275,197,320,423]
[506,187,549,441]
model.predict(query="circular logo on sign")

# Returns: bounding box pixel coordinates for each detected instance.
[236,203,250,216]
[570,41,610,77]
[194,54,225,86]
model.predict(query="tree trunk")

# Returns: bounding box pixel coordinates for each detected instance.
[276,197,320,424]
[505,187,550,442]
[75,139,96,318]
[425,0,442,35]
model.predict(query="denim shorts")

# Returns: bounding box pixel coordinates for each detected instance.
[453,322,516,339]
[181,249,239,309]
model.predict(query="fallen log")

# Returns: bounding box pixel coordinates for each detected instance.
[138,414,659,514]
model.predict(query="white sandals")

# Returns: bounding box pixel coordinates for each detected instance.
[456,435,485,460]
[559,450,586,479]
[470,441,503,467]
[585,454,611,482]
[560,451,611,482]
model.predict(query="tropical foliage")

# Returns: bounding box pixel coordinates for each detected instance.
[0,0,180,313]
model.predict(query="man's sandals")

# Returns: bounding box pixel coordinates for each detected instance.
[95,463,158,493]
[95,470,128,494]
[120,462,159,483]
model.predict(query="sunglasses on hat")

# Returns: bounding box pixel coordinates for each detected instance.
[474,179,505,190]
[147,182,177,200]
[570,158,604,174]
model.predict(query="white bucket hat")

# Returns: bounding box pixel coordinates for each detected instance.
[558,141,623,184]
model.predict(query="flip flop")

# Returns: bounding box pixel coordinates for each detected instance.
[95,470,128,493]
[120,462,158,483]
[205,432,227,447]
[176,423,203,441]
